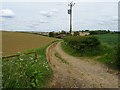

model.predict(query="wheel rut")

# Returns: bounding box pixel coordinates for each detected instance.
[46,42,118,88]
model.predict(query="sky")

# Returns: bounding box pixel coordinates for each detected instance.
[0,0,119,2]
[0,1,119,32]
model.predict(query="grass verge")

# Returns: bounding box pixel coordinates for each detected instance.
[2,40,59,88]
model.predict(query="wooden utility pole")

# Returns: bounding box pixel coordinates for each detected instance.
[68,2,75,34]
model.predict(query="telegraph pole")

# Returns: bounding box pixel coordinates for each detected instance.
[68,2,75,34]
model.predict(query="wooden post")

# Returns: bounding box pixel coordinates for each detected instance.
[2,51,38,62]
[34,52,38,61]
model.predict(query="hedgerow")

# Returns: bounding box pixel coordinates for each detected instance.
[114,43,120,70]
[63,36,101,55]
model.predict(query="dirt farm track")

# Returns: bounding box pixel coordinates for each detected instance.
[2,31,56,57]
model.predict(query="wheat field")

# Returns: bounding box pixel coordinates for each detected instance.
[2,31,56,56]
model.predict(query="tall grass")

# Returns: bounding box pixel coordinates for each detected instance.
[2,46,52,88]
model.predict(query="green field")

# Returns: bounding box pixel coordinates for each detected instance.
[95,33,118,47]
[95,34,119,69]
[62,33,119,70]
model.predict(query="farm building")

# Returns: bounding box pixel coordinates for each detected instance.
[79,32,90,36]
[71,31,90,36]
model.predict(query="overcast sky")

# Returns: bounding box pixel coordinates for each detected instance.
[0,1,119,32]
[0,0,119,2]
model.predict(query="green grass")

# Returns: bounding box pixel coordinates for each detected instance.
[2,47,52,88]
[62,33,119,70]
[95,33,119,69]
[95,33,119,47]
[55,52,69,65]
[2,40,61,88]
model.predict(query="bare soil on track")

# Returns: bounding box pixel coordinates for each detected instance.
[46,42,119,88]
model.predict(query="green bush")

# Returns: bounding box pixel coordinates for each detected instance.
[114,43,120,70]
[64,36,101,55]
[49,32,55,37]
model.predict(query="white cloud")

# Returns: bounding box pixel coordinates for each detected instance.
[112,16,118,21]
[0,17,4,22]
[40,11,53,17]
[40,8,58,17]
[50,8,58,13]
[39,20,49,23]
[0,9,16,18]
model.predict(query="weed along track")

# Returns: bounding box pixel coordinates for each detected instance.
[46,42,118,88]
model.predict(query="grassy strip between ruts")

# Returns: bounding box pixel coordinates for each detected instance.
[61,34,119,70]
[2,40,59,88]
[55,52,69,65]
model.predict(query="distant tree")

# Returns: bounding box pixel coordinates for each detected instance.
[82,30,84,32]
[74,31,79,36]
[61,30,66,34]
[90,30,110,35]
[85,30,89,32]
[107,30,110,33]
[89,31,97,35]
[49,32,54,37]
[66,32,71,36]
[55,33,59,36]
